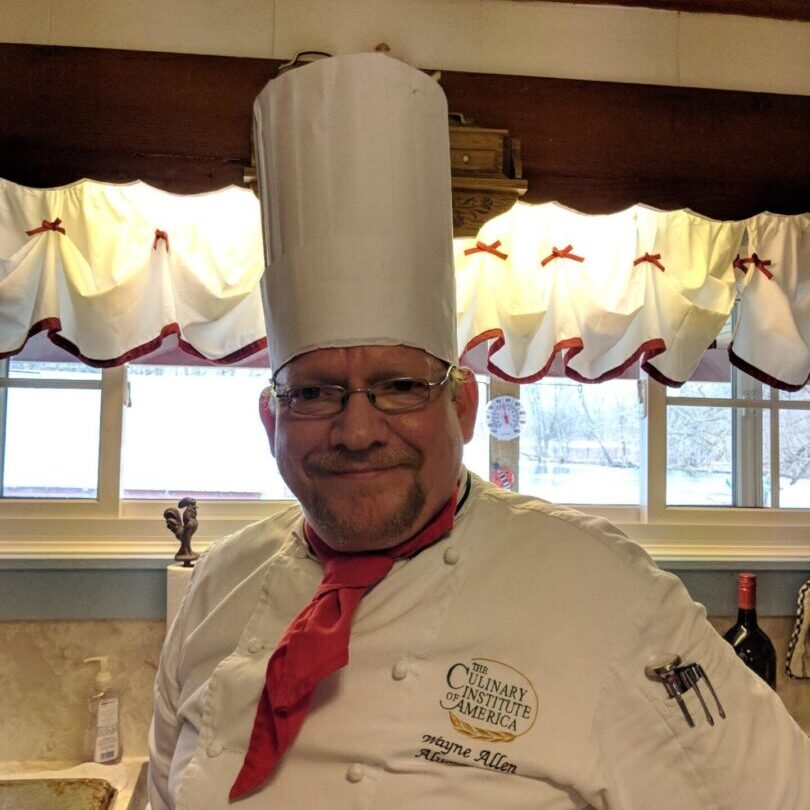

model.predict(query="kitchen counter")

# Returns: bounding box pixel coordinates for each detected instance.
[0,758,148,809]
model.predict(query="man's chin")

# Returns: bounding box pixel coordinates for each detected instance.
[307,484,426,552]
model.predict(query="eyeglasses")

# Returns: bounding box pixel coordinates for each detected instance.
[270,364,455,417]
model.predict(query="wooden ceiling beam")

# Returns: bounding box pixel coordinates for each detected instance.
[0,44,807,220]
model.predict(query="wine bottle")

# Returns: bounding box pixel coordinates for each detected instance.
[722,572,777,689]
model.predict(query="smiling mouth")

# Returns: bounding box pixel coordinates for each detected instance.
[329,465,402,478]
[305,451,421,479]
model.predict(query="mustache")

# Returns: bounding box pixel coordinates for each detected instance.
[303,448,422,475]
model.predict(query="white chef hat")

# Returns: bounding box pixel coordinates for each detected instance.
[253,52,457,372]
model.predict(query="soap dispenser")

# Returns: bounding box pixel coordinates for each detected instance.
[83,656,121,764]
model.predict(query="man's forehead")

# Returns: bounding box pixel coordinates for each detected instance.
[276,345,443,380]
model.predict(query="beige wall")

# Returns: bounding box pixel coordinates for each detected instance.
[0,616,805,764]
[0,620,164,762]
[1,0,808,96]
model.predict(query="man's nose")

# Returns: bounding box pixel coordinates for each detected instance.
[329,390,390,451]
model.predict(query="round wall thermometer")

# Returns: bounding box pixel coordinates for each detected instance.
[485,396,526,441]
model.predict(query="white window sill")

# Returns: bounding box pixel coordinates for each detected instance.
[0,508,807,567]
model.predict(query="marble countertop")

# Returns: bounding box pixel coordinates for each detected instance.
[0,757,148,809]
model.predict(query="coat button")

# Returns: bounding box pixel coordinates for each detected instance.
[443,547,460,565]
[346,763,364,783]
[294,544,308,559]
[206,741,223,758]
[391,659,409,680]
[247,638,262,654]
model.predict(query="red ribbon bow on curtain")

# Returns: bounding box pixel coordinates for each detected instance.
[633,252,665,272]
[750,253,773,280]
[733,254,773,280]
[230,492,458,800]
[464,239,508,260]
[733,254,749,273]
[153,229,170,252]
[540,244,584,267]
[25,218,65,236]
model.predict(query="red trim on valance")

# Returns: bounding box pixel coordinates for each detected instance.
[728,341,808,392]
[485,337,582,384]
[174,334,268,366]
[566,338,666,384]
[0,318,267,368]
[460,328,503,361]
[0,317,64,360]
[462,330,670,386]
[642,361,686,388]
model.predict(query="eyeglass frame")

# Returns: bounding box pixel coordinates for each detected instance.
[269,363,457,417]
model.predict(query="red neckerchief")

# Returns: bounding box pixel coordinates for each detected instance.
[230,490,458,800]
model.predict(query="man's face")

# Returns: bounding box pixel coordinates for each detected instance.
[260,345,478,552]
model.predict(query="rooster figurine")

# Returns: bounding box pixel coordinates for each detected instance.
[164,497,200,567]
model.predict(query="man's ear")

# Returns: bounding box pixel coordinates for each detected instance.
[258,388,277,457]
[453,370,479,444]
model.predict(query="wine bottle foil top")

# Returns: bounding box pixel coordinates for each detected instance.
[738,572,757,610]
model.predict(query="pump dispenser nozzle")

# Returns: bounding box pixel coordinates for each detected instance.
[83,656,113,694]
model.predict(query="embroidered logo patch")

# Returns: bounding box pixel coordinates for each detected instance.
[440,658,538,741]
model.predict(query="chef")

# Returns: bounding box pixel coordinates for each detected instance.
[148,52,809,810]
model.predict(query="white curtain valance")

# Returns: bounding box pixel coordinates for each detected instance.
[1,180,807,390]
[730,212,810,390]
[0,179,267,367]
[456,202,810,391]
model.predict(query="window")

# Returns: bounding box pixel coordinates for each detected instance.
[666,374,810,509]
[0,359,102,499]
[121,365,292,500]
[0,354,807,559]
[519,378,641,505]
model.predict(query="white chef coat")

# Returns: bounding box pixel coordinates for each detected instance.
[148,473,810,809]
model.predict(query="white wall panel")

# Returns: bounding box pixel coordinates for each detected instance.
[48,0,275,57]
[678,12,810,95]
[0,1,807,95]
[0,0,52,45]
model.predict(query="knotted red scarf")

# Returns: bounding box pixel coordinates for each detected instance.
[230,491,457,800]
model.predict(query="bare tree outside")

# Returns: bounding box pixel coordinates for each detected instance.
[780,408,810,503]
[520,375,809,508]
[520,379,641,504]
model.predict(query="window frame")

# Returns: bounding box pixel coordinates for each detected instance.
[0,363,807,563]
[477,373,809,563]
[630,377,809,562]
[0,363,124,519]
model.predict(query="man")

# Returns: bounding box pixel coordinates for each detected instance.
[261,345,477,555]
[148,53,809,809]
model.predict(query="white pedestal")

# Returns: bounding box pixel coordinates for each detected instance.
[166,563,194,633]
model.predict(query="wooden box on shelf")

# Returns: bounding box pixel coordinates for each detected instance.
[449,123,528,238]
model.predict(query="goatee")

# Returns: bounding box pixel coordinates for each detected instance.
[309,480,426,550]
